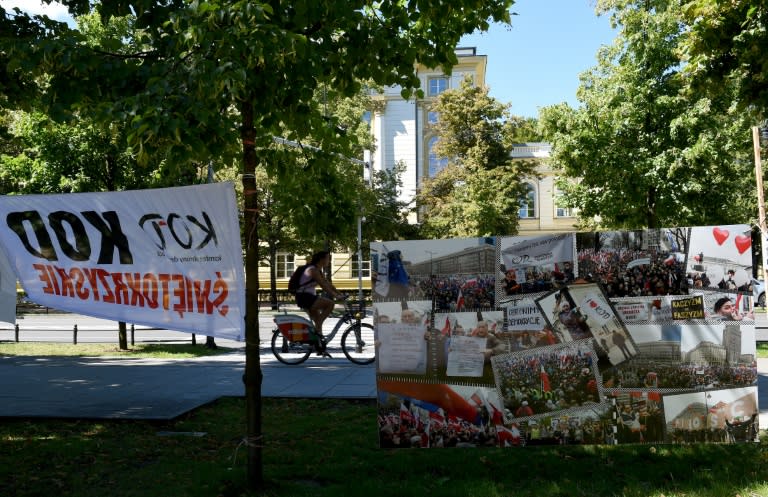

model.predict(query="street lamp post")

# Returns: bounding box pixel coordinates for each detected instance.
[425,250,436,276]
[357,150,372,305]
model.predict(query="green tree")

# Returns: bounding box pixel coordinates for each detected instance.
[681,0,768,114]
[0,111,146,193]
[5,0,515,488]
[417,76,535,237]
[540,0,756,229]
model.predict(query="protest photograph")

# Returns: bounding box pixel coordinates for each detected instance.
[432,310,505,381]
[607,390,665,443]
[567,283,637,366]
[376,381,507,448]
[502,296,560,352]
[371,238,496,301]
[498,233,576,299]
[491,342,601,420]
[576,229,688,298]
[411,274,496,311]
[662,386,759,443]
[613,295,707,323]
[685,225,753,294]
[535,288,593,342]
[373,300,432,376]
[519,404,615,445]
[602,319,757,390]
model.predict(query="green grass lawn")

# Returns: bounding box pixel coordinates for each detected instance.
[758,342,768,358]
[1,397,766,497]
[0,342,239,358]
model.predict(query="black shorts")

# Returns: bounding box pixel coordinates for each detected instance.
[296,292,319,310]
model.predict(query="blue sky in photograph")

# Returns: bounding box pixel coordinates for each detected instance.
[3,0,618,118]
[460,0,618,118]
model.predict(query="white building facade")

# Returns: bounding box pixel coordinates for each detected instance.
[369,47,487,222]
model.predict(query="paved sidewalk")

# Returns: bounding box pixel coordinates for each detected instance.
[0,350,375,420]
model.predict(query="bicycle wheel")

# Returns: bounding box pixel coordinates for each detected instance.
[340,322,375,365]
[271,329,312,365]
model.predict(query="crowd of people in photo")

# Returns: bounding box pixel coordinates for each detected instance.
[612,397,665,443]
[377,406,515,448]
[577,249,687,298]
[687,268,752,293]
[495,349,599,417]
[667,413,759,444]
[602,361,758,390]
[410,275,496,310]
[521,417,614,445]
[506,327,559,352]
[501,262,575,296]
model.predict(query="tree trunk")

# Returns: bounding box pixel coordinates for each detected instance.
[118,321,128,350]
[646,185,657,229]
[240,96,263,489]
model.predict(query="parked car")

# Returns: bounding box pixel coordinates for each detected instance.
[752,278,765,307]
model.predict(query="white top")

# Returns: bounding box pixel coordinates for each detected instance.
[298,265,316,295]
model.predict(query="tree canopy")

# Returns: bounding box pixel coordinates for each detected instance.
[541,0,757,229]
[681,0,768,115]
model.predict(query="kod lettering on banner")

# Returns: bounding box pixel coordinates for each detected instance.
[0,183,245,340]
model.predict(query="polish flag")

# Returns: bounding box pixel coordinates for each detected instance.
[429,409,445,427]
[456,289,465,311]
[440,316,451,336]
[487,401,505,426]
[399,403,413,422]
[496,424,520,447]
[540,365,551,392]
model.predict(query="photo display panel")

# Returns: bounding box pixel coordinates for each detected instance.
[373,227,760,448]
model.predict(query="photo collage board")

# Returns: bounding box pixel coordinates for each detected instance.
[372,226,759,448]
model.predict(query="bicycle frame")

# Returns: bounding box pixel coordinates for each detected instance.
[270,299,375,365]
[274,299,366,345]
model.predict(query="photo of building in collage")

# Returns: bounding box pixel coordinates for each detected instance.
[372,226,759,448]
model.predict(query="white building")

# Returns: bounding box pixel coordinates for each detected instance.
[369,48,577,232]
[369,47,487,222]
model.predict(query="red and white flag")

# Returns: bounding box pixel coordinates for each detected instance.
[540,365,551,392]
[440,316,451,336]
[487,400,505,426]
[456,288,465,311]
[496,424,520,447]
[400,403,413,422]
[429,409,445,427]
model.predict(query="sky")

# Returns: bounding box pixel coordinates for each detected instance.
[460,0,617,117]
[2,0,618,118]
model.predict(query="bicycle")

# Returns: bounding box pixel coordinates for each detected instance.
[270,298,375,365]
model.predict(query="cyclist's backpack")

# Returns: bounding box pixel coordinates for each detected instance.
[287,265,310,295]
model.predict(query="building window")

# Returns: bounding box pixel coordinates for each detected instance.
[428,77,448,96]
[351,253,371,278]
[554,188,574,217]
[428,136,448,177]
[276,253,296,279]
[362,110,371,125]
[519,183,537,218]
[427,111,439,125]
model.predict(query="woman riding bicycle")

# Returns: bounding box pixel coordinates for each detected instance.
[294,251,344,338]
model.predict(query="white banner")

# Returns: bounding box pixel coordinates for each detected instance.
[502,234,573,269]
[504,299,545,330]
[0,183,245,340]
